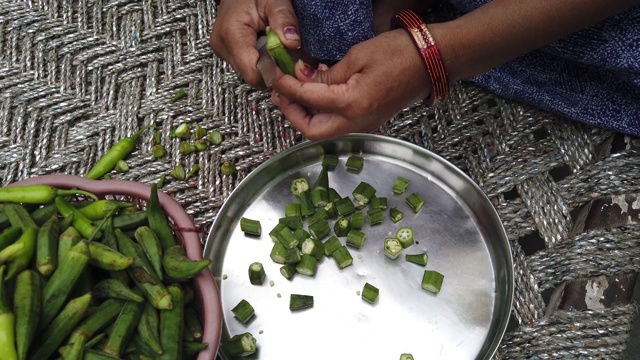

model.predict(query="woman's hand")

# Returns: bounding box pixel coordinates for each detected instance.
[271,29,431,140]
[210,0,301,88]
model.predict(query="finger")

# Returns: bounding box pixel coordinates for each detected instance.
[225,27,264,87]
[262,0,301,50]
[276,94,357,140]
[274,74,355,114]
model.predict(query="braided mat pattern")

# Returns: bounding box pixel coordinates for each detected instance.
[0,1,638,359]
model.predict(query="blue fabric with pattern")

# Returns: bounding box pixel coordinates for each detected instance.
[292,0,640,137]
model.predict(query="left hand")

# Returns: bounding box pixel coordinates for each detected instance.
[271,29,431,140]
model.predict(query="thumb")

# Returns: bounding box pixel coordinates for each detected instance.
[264,0,301,50]
[294,60,351,85]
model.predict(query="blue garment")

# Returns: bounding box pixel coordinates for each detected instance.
[292,0,640,137]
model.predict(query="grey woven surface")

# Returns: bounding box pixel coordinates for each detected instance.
[1,1,639,359]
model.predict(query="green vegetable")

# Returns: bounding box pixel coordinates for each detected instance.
[78,200,130,220]
[290,178,310,196]
[284,203,301,217]
[322,154,338,169]
[13,269,40,360]
[221,161,236,176]
[322,236,342,256]
[280,264,296,279]
[392,177,411,195]
[240,217,262,236]
[300,237,325,260]
[225,332,257,357]
[41,239,91,328]
[0,227,21,253]
[3,226,37,281]
[231,299,255,324]
[421,270,444,294]
[162,244,212,282]
[405,252,428,266]
[366,208,385,225]
[275,227,299,249]
[158,284,185,360]
[170,164,186,180]
[299,191,316,217]
[88,241,135,271]
[178,141,196,155]
[265,26,296,77]
[384,238,403,259]
[346,229,366,249]
[269,241,288,264]
[289,294,313,311]
[0,267,17,360]
[151,144,167,158]
[86,125,153,179]
[335,197,355,216]
[147,183,178,251]
[69,298,124,344]
[406,192,425,213]
[115,159,129,173]
[310,188,329,208]
[172,123,190,138]
[279,215,303,230]
[248,262,266,285]
[207,130,224,145]
[194,124,207,139]
[328,188,342,203]
[3,203,38,231]
[93,278,144,302]
[370,196,387,209]
[186,164,200,180]
[30,292,92,360]
[172,89,188,102]
[345,155,364,172]
[295,254,318,276]
[195,138,209,151]
[308,218,330,240]
[352,181,376,209]
[389,207,404,223]
[362,282,379,304]
[351,211,365,229]
[400,354,415,360]
[0,185,97,204]
[396,227,414,248]
[333,217,350,237]
[332,246,353,269]
[138,301,163,355]
[101,300,144,357]
[134,226,165,280]
[55,196,101,239]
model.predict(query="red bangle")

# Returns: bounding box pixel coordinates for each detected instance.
[391,9,449,105]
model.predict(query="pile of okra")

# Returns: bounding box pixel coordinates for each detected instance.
[0,182,211,360]
[228,154,444,358]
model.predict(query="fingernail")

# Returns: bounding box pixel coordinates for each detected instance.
[283,26,300,41]
[297,59,317,79]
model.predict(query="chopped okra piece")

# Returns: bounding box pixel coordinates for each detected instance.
[195,138,209,151]
[328,188,342,203]
[277,227,299,249]
[179,141,196,155]
[421,270,444,294]
[208,129,224,145]
[370,196,388,209]
[269,241,288,264]
[389,207,404,223]
[173,122,190,138]
[322,154,339,169]
[323,236,342,256]
[308,207,328,225]
[225,332,257,357]
[289,294,314,311]
[151,144,167,158]
[308,218,331,240]
[295,254,318,276]
[248,262,266,285]
[269,223,288,242]
[346,229,366,249]
[406,192,425,213]
[405,252,428,266]
[280,264,296,279]
[221,161,236,176]
[290,178,310,195]
[300,237,325,260]
[310,188,329,208]
[240,217,261,236]
[345,155,364,172]
[332,246,353,269]
[350,211,365,229]
[400,354,415,360]
[299,191,316,217]
[384,238,403,259]
[366,208,385,225]
[279,215,303,230]
[323,201,338,219]
[170,164,186,180]
[396,227,414,248]
[313,166,329,190]
[361,282,379,304]
[293,228,310,243]
[392,176,411,195]
[284,247,301,264]
[333,217,351,237]
[284,202,302,217]
[352,181,376,208]
[231,299,255,323]
[195,124,207,139]
[336,197,356,216]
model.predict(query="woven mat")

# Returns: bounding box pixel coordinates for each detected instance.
[1,1,639,359]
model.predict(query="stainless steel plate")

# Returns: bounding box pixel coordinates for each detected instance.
[204,134,513,360]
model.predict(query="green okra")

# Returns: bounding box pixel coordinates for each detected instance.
[280,264,296,279]
[184,307,203,341]
[295,254,318,276]
[158,284,185,360]
[184,341,209,359]
[4,226,37,281]
[36,215,60,277]
[112,211,148,230]
[101,299,145,357]
[88,241,135,271]
[69,298,126,344]
[137,301,163,355]
[361,282,379,304]
[323,236,342,257]
[265,26,296,77]
[225,332,257,357]
[3,203,38,231]
[248,262,266,285]
[41,239,91,328]
[162,245,212,282]
[240,217,262,236]
[55,197,101,239]
[30,292,92,360]
[135,226,165,281]
[147,183,177,251]
[289,294,313,311]
[14,269,40,360]
[93,278,145,302]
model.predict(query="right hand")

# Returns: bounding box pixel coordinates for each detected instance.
[209,0,301,88]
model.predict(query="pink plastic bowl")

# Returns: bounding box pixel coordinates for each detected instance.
[11,174,222,360]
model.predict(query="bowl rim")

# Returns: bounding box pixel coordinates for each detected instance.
[10,174,222,360]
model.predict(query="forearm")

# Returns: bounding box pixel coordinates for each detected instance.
[430,0,640,82]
